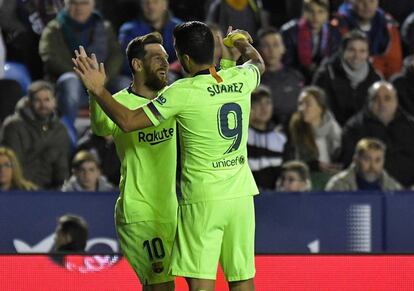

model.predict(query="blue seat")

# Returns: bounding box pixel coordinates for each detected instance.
[4,62,32,94]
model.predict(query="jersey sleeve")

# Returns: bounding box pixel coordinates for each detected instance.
[142,84,189,126]
[237,63,261,91]
[220,58,236,70]
[89,95,116,136]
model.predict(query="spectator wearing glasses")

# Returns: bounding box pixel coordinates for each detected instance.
[276,160,312,192]
[0,146,38,191]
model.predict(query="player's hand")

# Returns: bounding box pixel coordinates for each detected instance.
[223,27,253,48]
[221,26,242,61]
[72,46,107,96]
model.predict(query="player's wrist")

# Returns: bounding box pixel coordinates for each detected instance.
[220,58,237,69]
[91,85,106,98]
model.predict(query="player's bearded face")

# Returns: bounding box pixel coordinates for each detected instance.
[143,60,168,91]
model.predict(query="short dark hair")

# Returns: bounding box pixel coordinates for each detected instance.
[126,32,164,73]
[251,85,272,104]
[28,80,54,101]
[57,214,88,251]
[257,26,280,46]
[341,30,369,52]
[173,21,214,65]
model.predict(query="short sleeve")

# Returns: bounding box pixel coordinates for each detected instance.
[238,63,261,91]
[142,84,189,126]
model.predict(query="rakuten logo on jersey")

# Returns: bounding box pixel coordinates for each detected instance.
[138,127,174,145]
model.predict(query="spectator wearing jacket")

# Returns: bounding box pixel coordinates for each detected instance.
[281,0,341,83]
[331,0,403,79]
[61,150,115,192]
[76,129,120,185]
[206,0,267,41]
[258,27,304,126]
[391,55,414,116]
[118,0,182,75]
[326,138,401,191]
[340,81,414,187]
[289,86,342,170]
[248,86,287,191]
[39,0,125,126]
[313,30,382,125]
[0,80,70,189]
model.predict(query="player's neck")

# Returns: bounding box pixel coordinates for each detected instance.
[189,63,213,77]
[130,81,157,99]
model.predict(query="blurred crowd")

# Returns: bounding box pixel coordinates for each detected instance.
[0,0,414,193]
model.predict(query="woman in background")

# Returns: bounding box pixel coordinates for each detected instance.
[288,86,342,189]
[0,146,38,191]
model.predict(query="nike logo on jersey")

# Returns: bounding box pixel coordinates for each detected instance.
[207,82,244,96]
[138,128,174,145]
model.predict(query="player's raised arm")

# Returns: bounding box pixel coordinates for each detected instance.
[223,29,265,75]
[73,47,152,132]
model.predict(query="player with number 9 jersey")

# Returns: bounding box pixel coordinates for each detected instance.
[142,62,260,281]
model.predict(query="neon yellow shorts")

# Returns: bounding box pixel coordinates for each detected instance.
[116,220,176,285]
[170,195,255,282]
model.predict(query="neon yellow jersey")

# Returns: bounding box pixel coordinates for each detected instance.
[90,88,177,223]
[143,64,260,204]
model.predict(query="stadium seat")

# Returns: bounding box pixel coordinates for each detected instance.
[0,79,24,123]
[4,62,32,94]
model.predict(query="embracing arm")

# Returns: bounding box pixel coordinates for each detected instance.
[88,85,152,133]
[73,47,152,132]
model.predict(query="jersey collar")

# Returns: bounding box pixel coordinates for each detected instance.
[194,66,223,83]
[127,85,148,99]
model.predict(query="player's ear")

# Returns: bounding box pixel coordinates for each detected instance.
[183,54,190,64]
[132,58,143,73]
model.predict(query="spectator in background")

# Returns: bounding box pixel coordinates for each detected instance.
[332,0,403,79]
[340,81,414,188]
[0,146,38,191]
[52,214,88,252]
[276,160,312,192]
[326,138,401,191]
[248,86,287,191]
[61,150,115,192]
[39,0,124,126]
[402,12,414,55]
[313,30,382,126]
[76,130,120,185]
[118,0,182,75]
[281,0,340,83]
[206,0,267,41]
[0,0,64,80]
[257,27,304,126]
[289,86,342,170]
[391,55,414,116]
[288,86,342,189]
[0,80,70,190]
